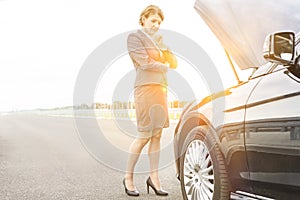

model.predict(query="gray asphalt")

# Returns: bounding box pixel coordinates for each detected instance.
[0,113,182,200]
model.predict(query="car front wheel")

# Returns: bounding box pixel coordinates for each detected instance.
[179,126,230,200]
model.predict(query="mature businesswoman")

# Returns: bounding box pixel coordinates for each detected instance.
[123,5,177,197]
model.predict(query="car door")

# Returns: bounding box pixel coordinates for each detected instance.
[216,64,275,194]
[244,55,300,199]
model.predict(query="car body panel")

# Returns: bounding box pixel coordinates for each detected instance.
[245,63,300,197]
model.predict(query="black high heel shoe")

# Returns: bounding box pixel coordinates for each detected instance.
[146,177,168,196]
[123,178,139,197]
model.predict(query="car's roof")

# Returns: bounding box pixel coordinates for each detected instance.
[194,0,300,70]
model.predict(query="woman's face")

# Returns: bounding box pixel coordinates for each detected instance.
[142,14,162,36]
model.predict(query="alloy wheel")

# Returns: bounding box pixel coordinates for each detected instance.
[183,139,214,200]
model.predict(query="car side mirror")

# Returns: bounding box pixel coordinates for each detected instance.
[263,31,295,65]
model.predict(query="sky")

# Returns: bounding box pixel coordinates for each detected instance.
[0,0,251,112]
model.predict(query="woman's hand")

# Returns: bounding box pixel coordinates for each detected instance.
[162,49,177,69]
[153,34,177,69]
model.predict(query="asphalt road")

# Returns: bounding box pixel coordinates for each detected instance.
[0,112,182,200]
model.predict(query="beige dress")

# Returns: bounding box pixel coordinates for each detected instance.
[134,85,169,132]
[127,30,177,133]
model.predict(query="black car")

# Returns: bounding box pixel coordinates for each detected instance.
[174,1,300,199]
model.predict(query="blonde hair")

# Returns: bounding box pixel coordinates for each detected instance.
[139,5,164,26]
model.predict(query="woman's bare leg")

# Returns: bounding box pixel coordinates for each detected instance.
[148,128,163,189]
[124,135,150,190]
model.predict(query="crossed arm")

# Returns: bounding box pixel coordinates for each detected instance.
[128,34,177,72]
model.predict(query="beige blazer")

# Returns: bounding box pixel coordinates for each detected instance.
[127,30,177,87]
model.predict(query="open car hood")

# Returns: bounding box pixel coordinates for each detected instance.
[194,0,300,70]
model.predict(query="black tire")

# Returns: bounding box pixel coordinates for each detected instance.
[179,126,230,200]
